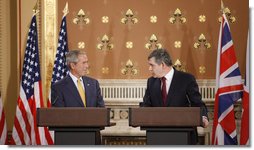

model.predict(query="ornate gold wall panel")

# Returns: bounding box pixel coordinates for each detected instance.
[42,0,57,99]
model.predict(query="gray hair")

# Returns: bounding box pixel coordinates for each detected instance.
[148,49,172,66]
[66,50,86,67]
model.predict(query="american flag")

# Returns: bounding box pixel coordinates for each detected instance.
[10,14,53,145]
[240,32,249,145]
[0,94,8,144]
[212,13,243,145]
[47,15,69,107]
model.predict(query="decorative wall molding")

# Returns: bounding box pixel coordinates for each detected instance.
[99,79,216,105]
[42,0,57,97]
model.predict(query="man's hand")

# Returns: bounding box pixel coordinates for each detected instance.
[202,116,209,128]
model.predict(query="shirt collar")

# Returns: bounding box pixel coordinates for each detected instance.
[164,67,174,81]
[69,72,83,82]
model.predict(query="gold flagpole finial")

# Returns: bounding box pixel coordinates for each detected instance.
[63,2,69,16]
[33,0,39,14]
[221,0,225,13]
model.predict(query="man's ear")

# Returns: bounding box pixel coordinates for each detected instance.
[70,63,75,69]
[161,62,166,67]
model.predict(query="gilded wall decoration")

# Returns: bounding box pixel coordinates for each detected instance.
[102,16,109,23]
[43,0,58,97]
[121,9,138,24]
[218,7,236,23]
[73,9,90,29]
[199,66,206,74]
[126,41,133,49]
[78,41,85,49]
[173,59,186,72]
[194,33,211,49]
[199,15,206,22]
[102,67,109,74]
[150,16,157,23]
[97,34,114,51]
[174,41,181,48]
[121,59,138,75]
[145,34,162,50]
[169,8,186,24]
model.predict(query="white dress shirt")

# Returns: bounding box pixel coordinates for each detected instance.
[69,72,85,91]
[161,68,174,94]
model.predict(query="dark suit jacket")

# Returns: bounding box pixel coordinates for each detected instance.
[142,69,208,144]
[51,75,105,107]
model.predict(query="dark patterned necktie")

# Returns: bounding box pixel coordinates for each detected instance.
[161,77,167,106]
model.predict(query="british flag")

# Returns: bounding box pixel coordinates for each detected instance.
[11,14,53,145]
[47,12,69,107]
[212,13,243,145]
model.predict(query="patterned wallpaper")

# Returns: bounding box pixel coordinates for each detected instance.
[57,0,248,79]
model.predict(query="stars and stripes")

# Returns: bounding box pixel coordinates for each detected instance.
[48,15,69,107]
[0,94,8,145]
[212,13,243,145]
[10,14,53,145]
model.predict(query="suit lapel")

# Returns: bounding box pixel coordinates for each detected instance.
[82,76,90,107]
[166,69,177,106]
[154,78,164,106]
[66,75,84,106]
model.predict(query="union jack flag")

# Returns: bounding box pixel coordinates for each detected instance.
[47,14,69,107]
[11,14,53,145]
[212,13,243,145]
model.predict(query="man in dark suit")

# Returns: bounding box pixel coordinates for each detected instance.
[142,49,209,145]
[51,50,104,107]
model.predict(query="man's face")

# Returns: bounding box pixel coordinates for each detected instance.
[148,57,163,78]
[71,54,89,78]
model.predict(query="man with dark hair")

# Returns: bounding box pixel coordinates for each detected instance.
[142,48,209,144]
[51,50,105,107]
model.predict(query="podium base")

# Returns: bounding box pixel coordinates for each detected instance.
[142,127,194,145]
[51,127,102,145]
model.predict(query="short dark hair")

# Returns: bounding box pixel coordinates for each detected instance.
[148,49,172,66]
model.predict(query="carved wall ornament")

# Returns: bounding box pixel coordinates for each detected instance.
[174,41,181,48]
[73,9,90,28]
[44,0,60,97]
[199,15,206,22]
[110,110,114,119]
[126,41,133,49]
[150,16,157,23]
[46,62,54,91]
[102,16,109,23]
[173,59,186,72]
[97,34,114,51]
[78,41,85,49]
[169,8,186,24]
[194,33,211,49]
[145,34,162,50]
[218,7,236,23]
[121,59,138,75]
[121,9,138,24]
[102,67,109,74]
[199,66,206,74]
[119,110,129,119]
